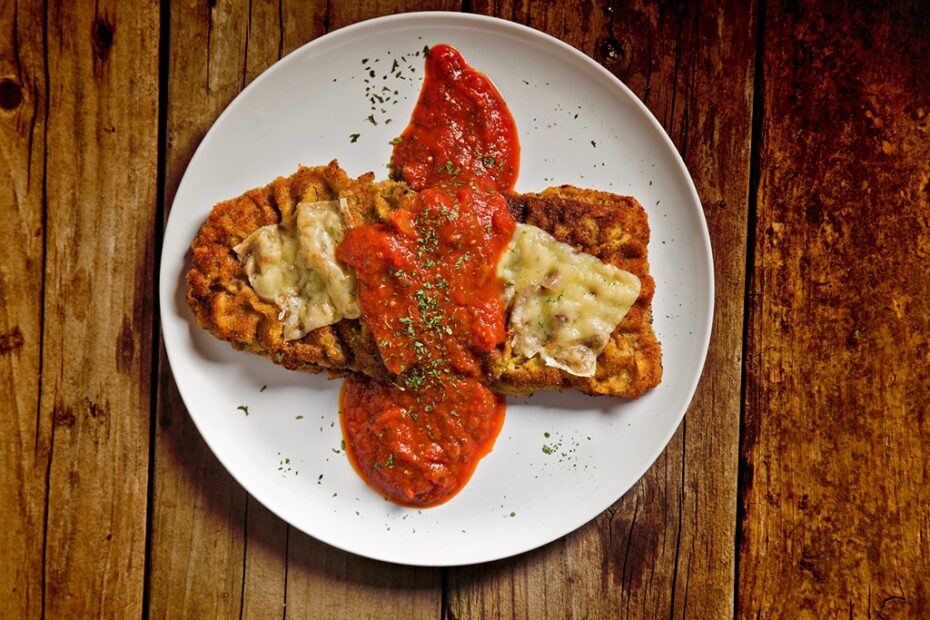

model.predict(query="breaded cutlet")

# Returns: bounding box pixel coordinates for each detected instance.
[186,162,662,398]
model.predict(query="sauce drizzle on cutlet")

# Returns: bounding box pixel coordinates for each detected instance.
[336,44,519,507]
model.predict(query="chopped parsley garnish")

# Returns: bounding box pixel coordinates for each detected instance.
[390,136,403,145]
[349,133,360,143]
[366,114,377,126]
[236,405,249,416]
[274,352,284,362]
[542,445,554,455]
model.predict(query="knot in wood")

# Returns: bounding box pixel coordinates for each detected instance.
[598,37,624,65]
[92,17,115,61]
[0,79,23,111]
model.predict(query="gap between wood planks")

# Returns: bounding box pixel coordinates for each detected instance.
[142,0,174,616]
[37,0,51,615]
[734,0,765,616]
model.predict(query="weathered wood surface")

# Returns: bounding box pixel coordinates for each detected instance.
[0,0,159,617]
[739,1,930,617]
[447,1,754,618]
[4,0,930,617]
[41,0,160,615]
[0,1,47,617]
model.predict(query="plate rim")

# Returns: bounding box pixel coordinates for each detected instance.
[159,10,715,567]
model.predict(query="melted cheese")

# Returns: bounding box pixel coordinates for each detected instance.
[235,204,639,368]
[234,199,360,341]
[497,223,641,377]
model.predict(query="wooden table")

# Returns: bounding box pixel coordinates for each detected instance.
[2,1,928,617]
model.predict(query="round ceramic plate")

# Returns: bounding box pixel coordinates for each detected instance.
[160,12,713,566]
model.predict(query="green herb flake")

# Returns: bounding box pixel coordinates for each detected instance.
[237,405,249,416]
[390,136,403,145]
[274,352,285,362]
[542,444,554,455]
[386,453,395,468]
[349,133,360,143]
[259,384,267,392]
[295,415,304,420]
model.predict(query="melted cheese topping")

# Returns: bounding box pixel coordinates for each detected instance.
[234,203,639,371]
[496,223,641,377]
[234,199,360,341]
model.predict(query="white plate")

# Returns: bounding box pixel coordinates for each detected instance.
[160,12,713,566]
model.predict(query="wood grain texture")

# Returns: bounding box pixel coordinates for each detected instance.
[36,0,159,616]
[448,1,755,618]
[739,0,930,616]
[328,0,462,30]
[0,0,47,617]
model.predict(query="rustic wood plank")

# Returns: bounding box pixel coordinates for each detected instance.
[739,1,930,616]
[448,1,755,617]
[0,0,47,617]
[327,0,462,30]
[36,0,159,616]
[285,531,441,619]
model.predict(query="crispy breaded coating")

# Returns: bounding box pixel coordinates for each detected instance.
[186,161,408,379]
[186,163,662,397]
[491,188,662,398]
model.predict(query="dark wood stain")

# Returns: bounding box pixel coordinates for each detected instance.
[117,317,134,374]
[0,327,25,354]
[53,405,76,428]
[91,15,115,62]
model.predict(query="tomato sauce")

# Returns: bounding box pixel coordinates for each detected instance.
[336,44,520,506]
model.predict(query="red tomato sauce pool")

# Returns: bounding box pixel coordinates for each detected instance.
[336,44,519,506]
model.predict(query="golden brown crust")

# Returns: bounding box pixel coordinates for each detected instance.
[492,187,662,398]
[185,161,406,379]
[186,164,662,398]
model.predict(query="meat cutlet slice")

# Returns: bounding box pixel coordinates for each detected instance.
[186,161,408,379]
[490,188,662,398]
[186,163,662,398]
